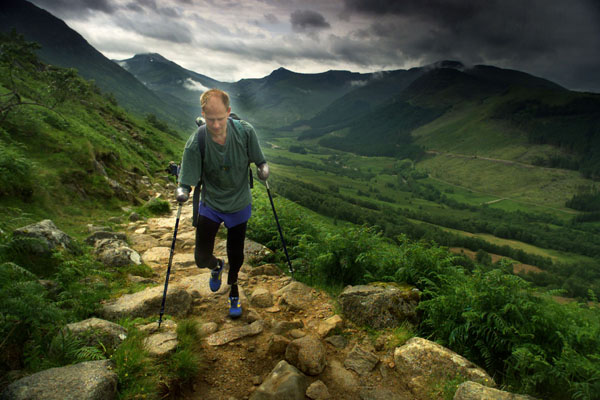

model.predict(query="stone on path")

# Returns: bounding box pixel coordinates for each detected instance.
[285,335,327,376]
[101,285,191,320]
[454,381,538,400]
[394,337,494,400]
[249,360,308,400]
[317,314,343,338]
[306,380,331,400]
[344,344,379,376]
[206,320,264,346]
[0,360,117,400]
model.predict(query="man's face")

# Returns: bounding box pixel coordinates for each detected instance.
[202,96,230,136]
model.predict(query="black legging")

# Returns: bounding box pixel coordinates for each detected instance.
[194,215,247,285]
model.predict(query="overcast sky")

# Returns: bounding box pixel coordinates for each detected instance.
[29,0,600,92]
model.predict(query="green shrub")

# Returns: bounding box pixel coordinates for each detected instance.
[141,198,170,216]
[0,141,34,200]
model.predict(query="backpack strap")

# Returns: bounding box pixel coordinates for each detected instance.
[192,125,207,228]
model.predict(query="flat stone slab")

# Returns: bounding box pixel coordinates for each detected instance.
[101,285,191,320]
[177,273,231,297]
[142,247,171,267]
[206,320,264,346]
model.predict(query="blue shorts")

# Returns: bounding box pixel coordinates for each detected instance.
[199,202,252,228]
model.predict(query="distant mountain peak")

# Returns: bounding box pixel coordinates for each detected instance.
[427,60,466,71]
[131,53,169,63]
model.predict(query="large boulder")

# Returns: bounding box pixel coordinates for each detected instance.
[454,381,538,400]
[338,283,420,329]
[12,219,75,254]
[394,337,494,400]
[94,238,141,267]
[63,318,127,350]
[0,360,117,400]
[101,285,191,320]
[285,335,327,376]
[249,360,308,400]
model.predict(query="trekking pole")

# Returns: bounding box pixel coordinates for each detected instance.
[265,181,294,277]
[158,202,182,329]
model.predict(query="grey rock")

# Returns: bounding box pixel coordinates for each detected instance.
[454,381,538,400]
[249,360,308,400]
[338,283,420,329]
[13,219,75,254]
[206,320,264,346]
[200,322,218,336]
[344,344,379,375]
[0,360,117,400]
[285,335,326,376]
[101,285,191,320]
[306,380,330,400]
[94,238,141,267]
[63,318,127,350]
[272,319,304,334]
[85,231,127,246]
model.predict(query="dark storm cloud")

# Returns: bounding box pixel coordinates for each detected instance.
[341,0,600,91]
[290,10,331,32]
[30,0,116,18]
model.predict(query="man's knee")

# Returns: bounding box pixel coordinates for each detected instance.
[194,250,213,269]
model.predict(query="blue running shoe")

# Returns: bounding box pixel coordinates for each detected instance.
[228,296,242,319]
[209,259,224,292]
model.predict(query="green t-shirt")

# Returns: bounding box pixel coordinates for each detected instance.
[179,119,266,213]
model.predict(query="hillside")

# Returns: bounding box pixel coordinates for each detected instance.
[0,0,195,132]
[0,30,184,234]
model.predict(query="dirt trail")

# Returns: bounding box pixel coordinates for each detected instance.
[127,193,410,400]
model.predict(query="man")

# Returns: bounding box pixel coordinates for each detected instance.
[175,89,268,318]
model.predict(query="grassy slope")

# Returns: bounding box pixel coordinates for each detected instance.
[0,71,185,238]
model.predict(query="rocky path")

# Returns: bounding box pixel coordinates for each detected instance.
[2,184,537,400]
[127,195,411,400]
